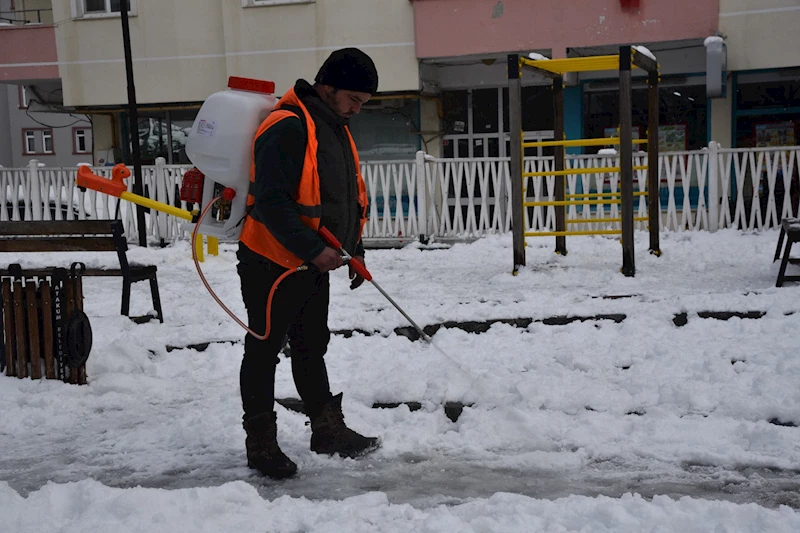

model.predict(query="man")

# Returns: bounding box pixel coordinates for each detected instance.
[236,48,380,480]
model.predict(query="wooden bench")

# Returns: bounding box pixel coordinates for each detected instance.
[0,220,163,323]
[773,217,800,287]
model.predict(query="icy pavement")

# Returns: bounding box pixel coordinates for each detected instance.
[1,230,800,531]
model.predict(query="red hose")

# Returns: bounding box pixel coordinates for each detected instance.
[191,196,303,341]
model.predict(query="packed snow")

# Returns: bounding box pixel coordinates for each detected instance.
[632,45,657,61]
[2,229,800,532]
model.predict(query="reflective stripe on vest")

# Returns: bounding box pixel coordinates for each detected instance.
[239,87,368,268]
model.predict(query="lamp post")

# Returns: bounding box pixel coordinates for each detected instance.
[120,0,147,247]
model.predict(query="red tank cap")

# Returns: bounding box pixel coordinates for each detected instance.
[227,76,275,94]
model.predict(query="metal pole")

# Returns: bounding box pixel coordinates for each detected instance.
[165,110,174,164]
[508,54,525,273]
[553,76,567,255]
[415,150,428,243]
[120,0,148,247]
[708,141,719,232]
[647,69,661,254]
[619,46,635,277]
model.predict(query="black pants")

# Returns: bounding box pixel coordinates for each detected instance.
[237,243,332,421]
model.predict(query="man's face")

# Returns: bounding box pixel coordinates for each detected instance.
[319,86,371,119]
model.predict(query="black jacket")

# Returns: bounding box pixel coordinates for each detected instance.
[248,79,365,264]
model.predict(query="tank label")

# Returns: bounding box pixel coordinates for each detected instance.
[196,119,216,137]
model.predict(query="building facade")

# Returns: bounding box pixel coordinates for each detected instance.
[1,0,798,168]
[411,0,799,157]
[52,0,420,165]
[1,0,93,167]
[0,82,93,167]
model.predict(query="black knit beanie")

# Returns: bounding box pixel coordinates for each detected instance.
[315,48,379,95]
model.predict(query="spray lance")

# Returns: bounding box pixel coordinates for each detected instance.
[316,227,452,358]
[76,165,486,405]
[75,74,486,404]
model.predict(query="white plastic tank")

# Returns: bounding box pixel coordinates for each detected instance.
[184,76,278,239]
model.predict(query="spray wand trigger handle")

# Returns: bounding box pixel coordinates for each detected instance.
[346,256,372,282]
[319,226,342,250]
[319,226,373,282]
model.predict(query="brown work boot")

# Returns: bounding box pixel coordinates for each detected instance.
[243,411,297,479]
[310,393,380,458]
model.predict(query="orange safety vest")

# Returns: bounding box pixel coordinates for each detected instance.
[240,87,368,268]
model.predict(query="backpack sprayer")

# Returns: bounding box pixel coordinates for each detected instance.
[75,76,444,354]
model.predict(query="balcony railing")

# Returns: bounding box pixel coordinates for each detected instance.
[0,8,53,26]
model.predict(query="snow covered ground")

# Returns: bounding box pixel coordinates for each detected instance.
[2,229,800,532]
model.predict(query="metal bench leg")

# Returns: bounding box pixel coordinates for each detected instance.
[121,278,132,317]
[776,236,795,287]
[774,226,786,262]
[149,274,164,323]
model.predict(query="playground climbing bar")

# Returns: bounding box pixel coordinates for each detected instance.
[508,46,661,276]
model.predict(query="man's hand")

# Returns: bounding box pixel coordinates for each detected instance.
[311,247,344,272]
[349,256,366,290]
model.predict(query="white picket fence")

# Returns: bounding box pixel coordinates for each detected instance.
[2,143,798,244]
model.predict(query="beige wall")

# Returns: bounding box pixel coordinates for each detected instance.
[720,0,800,71]
[53,0,418,108]
[54,0,228,106]
[221,0,417,95]
[710,75,734,148]
[419,98,441,158]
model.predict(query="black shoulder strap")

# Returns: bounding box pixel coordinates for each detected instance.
[279,104,307,136]
[240,104,309,226]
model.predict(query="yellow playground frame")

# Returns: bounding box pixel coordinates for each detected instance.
[507,46,661,277]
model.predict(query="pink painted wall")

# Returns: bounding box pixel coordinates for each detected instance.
[411,0,719,58]
[0,25,59,81]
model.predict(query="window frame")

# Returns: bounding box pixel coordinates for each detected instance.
[22,128,55,156]
[18,86,28,110]
[73,127,90,154]
[42,130,54,154]
[72,0,137,19]
[23,130,36,155]
[441,87,554,159]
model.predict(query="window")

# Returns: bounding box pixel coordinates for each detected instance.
[583,83,708,152]
[348,99,420,161]
[73,0,136,18]
[24,131,36,155]
[74,128,90,154]
[42,130,53,153]
[22,129,55,155]
[18,86,28,109]
[442,87,554,158]
[242,0,314,6]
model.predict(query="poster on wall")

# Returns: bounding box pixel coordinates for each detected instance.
[755,121,796,148]
[604,126,641,140]
[755,121,796,173]
[658,124,688,152]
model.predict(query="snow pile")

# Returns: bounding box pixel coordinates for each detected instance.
[1,230,799,530]
[632,45,656,61]
[528,52,550,61]
[2,481,799,533]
